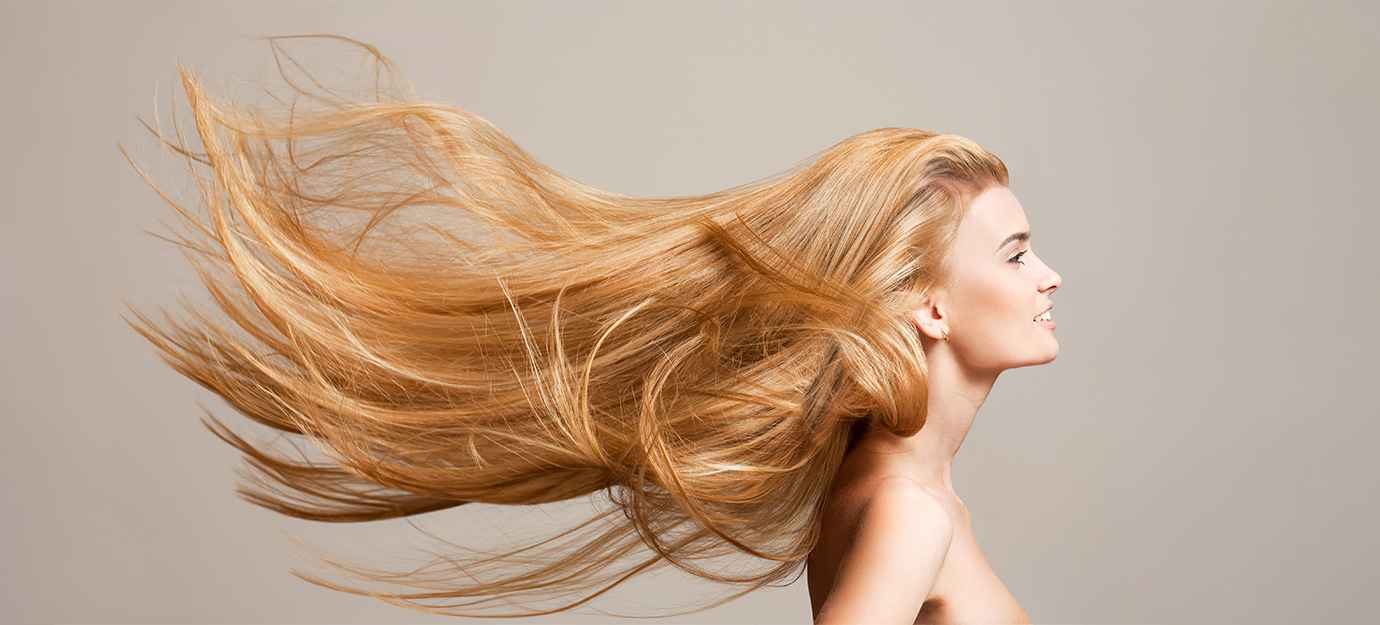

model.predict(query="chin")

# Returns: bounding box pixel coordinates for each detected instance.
[1023,345,1059,368]
[1038,341,1059,364]
[1036,333,1060,364]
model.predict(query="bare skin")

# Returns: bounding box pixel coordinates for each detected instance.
[808,186,1061,624]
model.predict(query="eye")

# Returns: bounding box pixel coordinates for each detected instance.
[1009,250,1028,267]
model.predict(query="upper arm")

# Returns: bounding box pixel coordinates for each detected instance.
[813,479,954,625]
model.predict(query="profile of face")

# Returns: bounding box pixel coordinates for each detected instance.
[915,186,1062,374]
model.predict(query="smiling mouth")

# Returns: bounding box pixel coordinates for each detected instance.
[1034,310,1052,322]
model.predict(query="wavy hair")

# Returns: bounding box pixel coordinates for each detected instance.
[123,35,1009,617]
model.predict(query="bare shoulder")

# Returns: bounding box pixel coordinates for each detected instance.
[863,476,952,519]
[824,473,954,540]
[849,476,954,559]
[813,476,954,624]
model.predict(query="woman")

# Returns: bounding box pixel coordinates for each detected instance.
[125,35,1059,622]
[807,183,1059,624]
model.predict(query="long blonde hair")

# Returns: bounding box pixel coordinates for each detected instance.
[124,35,1009,617]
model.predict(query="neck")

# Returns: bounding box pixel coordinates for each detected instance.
[856,342,998,494]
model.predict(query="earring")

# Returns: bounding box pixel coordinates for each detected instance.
[941,328,949,341]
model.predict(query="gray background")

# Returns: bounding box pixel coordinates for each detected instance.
[2,1,1376,623]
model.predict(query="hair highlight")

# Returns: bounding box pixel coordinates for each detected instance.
[123,35,1009,617]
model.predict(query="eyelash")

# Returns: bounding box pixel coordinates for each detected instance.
[1009,250,1028,266]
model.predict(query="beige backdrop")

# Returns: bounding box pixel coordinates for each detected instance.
[3,1,1376,623]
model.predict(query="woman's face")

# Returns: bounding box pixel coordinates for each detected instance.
[934,186,1062,373]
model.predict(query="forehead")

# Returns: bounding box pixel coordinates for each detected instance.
[955,186,1029,253]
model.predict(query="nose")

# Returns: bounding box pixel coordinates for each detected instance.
[1040,258,1061,295]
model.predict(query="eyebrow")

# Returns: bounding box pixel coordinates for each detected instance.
[995,231,1029,254]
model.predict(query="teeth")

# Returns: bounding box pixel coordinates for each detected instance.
[1034,310,1052,322]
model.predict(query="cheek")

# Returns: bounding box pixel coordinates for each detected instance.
[951,276,1032,355]
[954,275,1022,329]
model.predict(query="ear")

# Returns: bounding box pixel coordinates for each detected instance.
[910,290,949,342]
